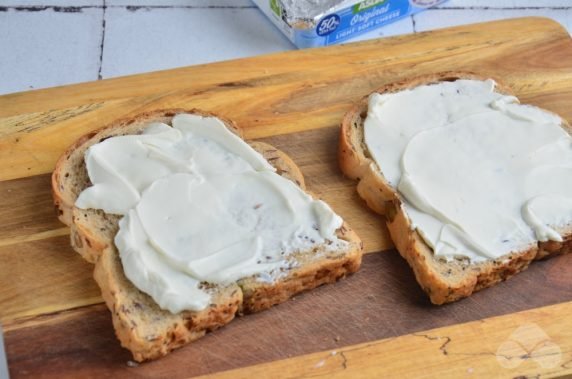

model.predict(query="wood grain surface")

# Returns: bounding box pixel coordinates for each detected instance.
[4,252,572,378]
[1,17,572,378]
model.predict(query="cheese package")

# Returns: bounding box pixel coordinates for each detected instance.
[253,0,448,48]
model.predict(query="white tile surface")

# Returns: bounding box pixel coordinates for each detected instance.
[0,1,571,95]
[414,8,572,35]
[0,7,103,95]
[106,0,253,7]
[0,0,100,6]
[100,7,294,78]
[439,0,572,8]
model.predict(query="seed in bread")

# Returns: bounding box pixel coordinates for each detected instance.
[339,72,572,304]
[52,109,363,361]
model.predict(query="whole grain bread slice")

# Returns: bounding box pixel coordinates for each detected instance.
[339,72,572,305]
[52,109,363,361]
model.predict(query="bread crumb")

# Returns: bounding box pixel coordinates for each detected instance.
[126,360,139,368]
[334,336,340,342]
[331,351,337,356]
[314,359,325,368]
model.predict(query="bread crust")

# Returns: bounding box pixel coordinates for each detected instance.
[339,71,571,304]
[93,245,243,362]
[52,109,363,361]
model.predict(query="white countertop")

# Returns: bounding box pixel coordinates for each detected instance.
[0,0,571,95]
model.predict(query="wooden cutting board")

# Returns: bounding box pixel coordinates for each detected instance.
[1,17,572,379]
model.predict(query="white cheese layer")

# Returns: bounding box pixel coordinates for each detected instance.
[76,114,345,313]
[364,79,572,262]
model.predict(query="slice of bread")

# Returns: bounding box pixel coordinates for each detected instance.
[52,109,362,361]
[339,72,572,305]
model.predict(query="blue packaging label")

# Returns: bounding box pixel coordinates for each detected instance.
[323,0,409,43]
[288,0,448,48]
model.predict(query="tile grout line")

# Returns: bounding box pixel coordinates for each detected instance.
[97,0,106,80]
[0,5,258,12]
[0,5,571,12]
[124,5,256,11]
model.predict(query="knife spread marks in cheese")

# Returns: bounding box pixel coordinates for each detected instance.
[364,79,572,263]
[76,114,346,313]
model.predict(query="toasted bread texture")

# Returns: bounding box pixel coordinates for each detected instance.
[52,109,362,361]
[339,72,572,305]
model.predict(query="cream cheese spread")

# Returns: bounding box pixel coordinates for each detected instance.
[76,114,345,313]
[364,79,572,262]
